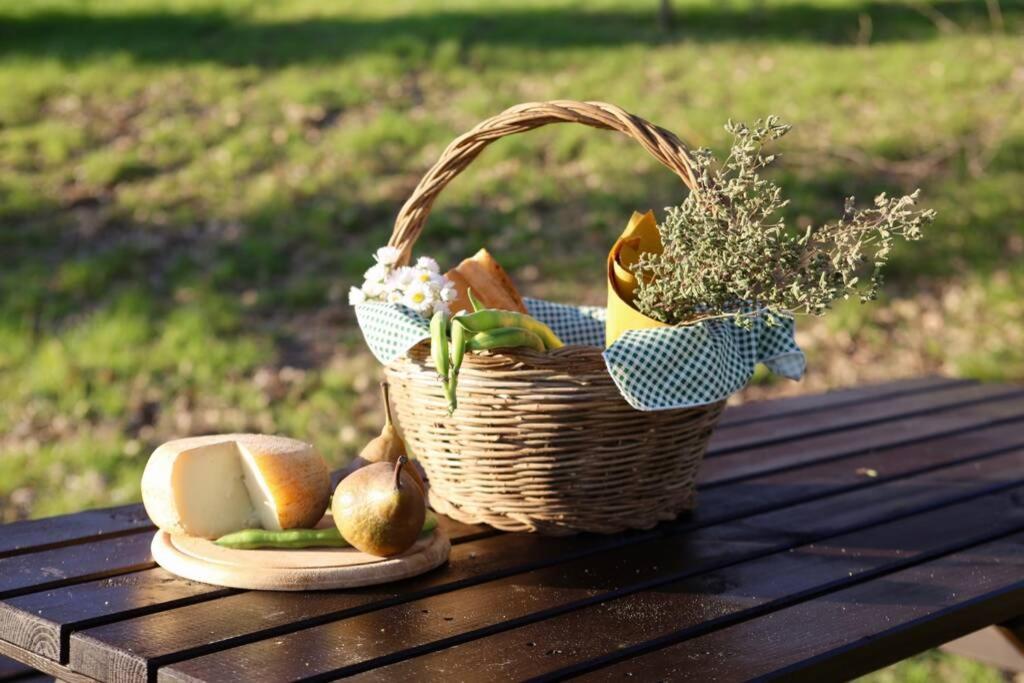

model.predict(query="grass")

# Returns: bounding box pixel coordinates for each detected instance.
[1,1,1022,678]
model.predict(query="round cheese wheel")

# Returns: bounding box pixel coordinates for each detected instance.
[141,434,330,539]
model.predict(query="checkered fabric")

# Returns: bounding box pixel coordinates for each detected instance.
[602,315,805,410]
[523,297,606,346]
[354,302,432,364]
[355,298,804,410]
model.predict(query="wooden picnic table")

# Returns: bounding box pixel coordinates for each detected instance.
[1,376,1023,682]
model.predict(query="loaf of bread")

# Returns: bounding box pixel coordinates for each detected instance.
[444,248,528,315]
[141,434,330,539]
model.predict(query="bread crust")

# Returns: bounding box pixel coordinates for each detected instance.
[444,248,527,314]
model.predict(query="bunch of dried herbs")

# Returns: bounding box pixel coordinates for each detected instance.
[632,117,935,327]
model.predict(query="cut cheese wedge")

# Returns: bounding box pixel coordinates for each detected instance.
[142,434,330,539]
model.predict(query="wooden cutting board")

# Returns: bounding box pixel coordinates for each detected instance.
[151,523,450,591]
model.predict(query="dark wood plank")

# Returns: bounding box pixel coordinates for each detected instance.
[0,378,1007,679]
[716,376,968,427]
[6,413,1014,670]
[707,382,1022,454]
[0,570,234,663]
[4,382,1018,671]
[588,533,1024,682]
[0,516,494,665]
[67,530,661,683]
[71,445,1024,683]
[161,479,1024,679]
[0,533,153,601]
[699,448,1024,544]
[337,484,1024,683]
[0,639,95,683]
[0,505,151,559]
[701,391,1024,486]
[696,417,1024,524]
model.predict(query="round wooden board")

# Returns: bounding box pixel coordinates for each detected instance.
[151,529,450,591]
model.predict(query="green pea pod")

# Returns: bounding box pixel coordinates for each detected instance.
[215,527,348,549]
[430,310,451,381]
[446,320,469,413]
[467,288,486,312]
[215,512,439,549]
[430,309,452,409]
[455,310,563,349]
[467,326,546,353]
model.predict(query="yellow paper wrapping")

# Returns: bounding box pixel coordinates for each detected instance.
[605,210,669,347]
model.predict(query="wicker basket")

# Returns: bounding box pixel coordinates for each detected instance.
[383,100,726,535]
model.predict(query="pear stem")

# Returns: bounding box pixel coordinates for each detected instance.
[393,455,408,491]
[381,381,395,427]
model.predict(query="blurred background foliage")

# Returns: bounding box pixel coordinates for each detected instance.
[0,1,1021,677]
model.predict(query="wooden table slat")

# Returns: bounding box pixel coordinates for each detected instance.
[0,637,95,683]
[5,408,1018,668]
[334,484,1024,683]
[0,505,151,560]
[0,533,154,601]
[697,417,1024,525]
[699,448,1023,544]
[587,532,1024,682]
[1,378,1021,683]
[7,410,1018,667]
[716,376,968,427]
[701,391,1024,486]
[707,382,1021,454]
[68,444,1024,682]
[0,569,234,663]
[0,514,494,663]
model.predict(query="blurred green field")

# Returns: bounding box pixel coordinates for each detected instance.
[1,1,1021,678]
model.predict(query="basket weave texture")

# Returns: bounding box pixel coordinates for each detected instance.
[384,100,725,535]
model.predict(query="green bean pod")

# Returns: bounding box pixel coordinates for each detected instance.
[466,326,546,353]
[455,310,563,349]
[215,527,348,549]
[430,309,451,382]
[467,288,486,312]
[446,319,469,413]
[215,513,439,550]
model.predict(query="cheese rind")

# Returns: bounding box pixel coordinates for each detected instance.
[237,436,331,530]
[141,434,330,539]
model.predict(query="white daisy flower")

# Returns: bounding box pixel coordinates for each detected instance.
[415,256,440,273]
[402,282,434,313]
[350,247,457,316]
[348,286,367,305]
[374,246,402,267]
[363,263,389,285]
[387,266,417,290]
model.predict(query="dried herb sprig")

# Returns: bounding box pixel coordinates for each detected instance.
[632,117,935,327]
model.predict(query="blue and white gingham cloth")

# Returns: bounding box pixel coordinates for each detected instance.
[354,297,804,411]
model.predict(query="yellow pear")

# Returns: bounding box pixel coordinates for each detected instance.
[353,382,426,495]
[333,456,426,557]
[360,382,405,464]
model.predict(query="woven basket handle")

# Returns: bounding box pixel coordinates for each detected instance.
[387,100,700,265]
